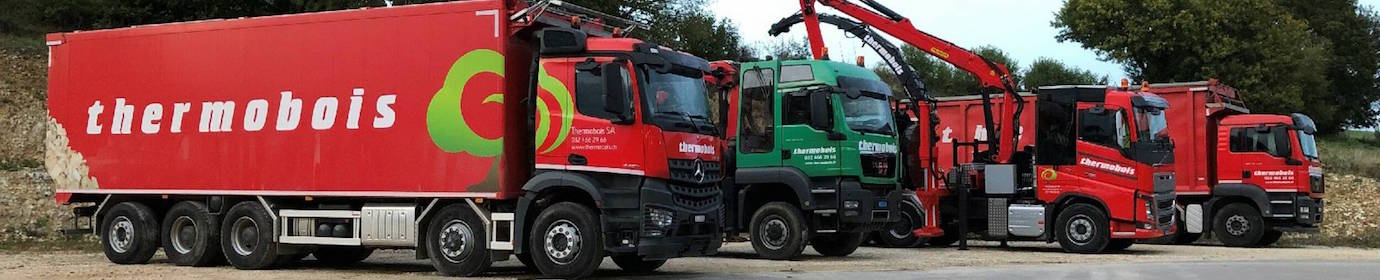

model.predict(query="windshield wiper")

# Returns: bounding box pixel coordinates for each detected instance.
[657,111,714,135]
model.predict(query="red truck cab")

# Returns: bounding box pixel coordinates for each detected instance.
[923,85,1177,253]
[1149,81,1323,247]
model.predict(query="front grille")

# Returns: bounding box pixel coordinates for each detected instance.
[668,159,723,184]
[860,153,897,178]
[669,183,721,210]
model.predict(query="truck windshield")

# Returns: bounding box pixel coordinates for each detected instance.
[1134,107,1169,143]
[643,68,714,134]
[1298,131,1319,160]
[843,94,895,135]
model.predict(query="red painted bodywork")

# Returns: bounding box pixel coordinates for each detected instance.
[47,1,719,204]
[922,89,1174,239]
[1147,81,1322,198]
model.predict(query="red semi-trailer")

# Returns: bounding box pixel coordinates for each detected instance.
[1147,81,1323,247]
[925,85,1178,252]
[46,1,723,278]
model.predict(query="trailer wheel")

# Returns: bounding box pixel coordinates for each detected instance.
[750,202,808,260]
[875,202,925,248]
[314,246,374,266]
[161,201,223,266]
[1257,229,1283,247]
[611,255,667,273]
[221,201,281,270]
[811,232,864,257]
[1213,203,1265,247]
[425,204,490,277]
[1056,204,1110,253]
[1105,239,1135,251]
[529,202,603,279]
[101,202,160,264]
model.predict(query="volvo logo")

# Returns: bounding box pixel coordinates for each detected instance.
[692,159,706,184]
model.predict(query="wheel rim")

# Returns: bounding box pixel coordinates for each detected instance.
[438,219,475,263]
[108,216,135,253]
[170,216,197,254]
[1067,214,1095,245]
[760,216,789,250]
[230,216,259,256]
[1226,215,1250,236]
[544,219,582,265]
[887,211,917,240]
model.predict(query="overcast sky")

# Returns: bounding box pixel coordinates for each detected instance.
[714,0,1380,84]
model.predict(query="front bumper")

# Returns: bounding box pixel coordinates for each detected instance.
[626,179,722,260]
[817,181,900,233]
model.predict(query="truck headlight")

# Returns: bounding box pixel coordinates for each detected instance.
[844,200,860,209]
[1145,199,1155,221]
[644,207,675,237]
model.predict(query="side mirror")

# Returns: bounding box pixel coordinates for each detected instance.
[809,91,832,131]
[602,63,632,123]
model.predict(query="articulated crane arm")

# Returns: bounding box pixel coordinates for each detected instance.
[798,0,1023,164]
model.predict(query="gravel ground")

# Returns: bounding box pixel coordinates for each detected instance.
[4,241,1380,279]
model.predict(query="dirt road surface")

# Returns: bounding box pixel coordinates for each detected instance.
[3,241,1379,279]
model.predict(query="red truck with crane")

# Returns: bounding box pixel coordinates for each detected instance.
[46,1,723,278]
[1145,80,1323,247]
[789,0,1178,252]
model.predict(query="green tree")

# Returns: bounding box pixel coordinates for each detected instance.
[756,37,812,61]
[1023,57,1109,88]
[1275,1,1380,129]
[1053,0,1337,132]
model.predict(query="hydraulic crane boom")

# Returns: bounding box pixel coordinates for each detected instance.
[798,0,1023,164]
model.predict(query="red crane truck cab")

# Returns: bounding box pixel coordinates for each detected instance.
[46,1,721,278]
[924,85,1177,253]
[1147,81,1323,247]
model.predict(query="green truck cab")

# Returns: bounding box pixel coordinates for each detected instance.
[718,60,903,260]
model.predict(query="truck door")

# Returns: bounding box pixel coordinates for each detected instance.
[1221,125,1299,190]
[778,89,842,176]
[734,67,781,168]
[540,57,645,173]
[1066,105,1142,216]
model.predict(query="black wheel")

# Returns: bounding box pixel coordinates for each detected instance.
[811,232,864,257]
[161,201,224,266]
[515,253,536,271]
[1056,203,1110,253]
[611,255,667,273]
[528,202,603,279]
[876,202,925,248]
[1258,229,1283,247]
[749,202,808,260]
[314,246,374,266]
[221,201,281,270]
[1213,203,1265,247]
[426,204,491,277]
[1106,239,1135,251]
[1172,215,1202,245]
[101,202,160,264]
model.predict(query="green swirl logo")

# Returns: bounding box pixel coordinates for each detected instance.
[426,49,573,156]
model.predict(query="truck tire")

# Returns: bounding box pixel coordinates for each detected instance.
[1173,216,1202,245]
[425,204,491,277]
[101,202,160,265]
[161,201,223,266]
[529,202,603,279]
[221,201,281,270]
[811,232,864,257]
[1056,204,1110,253]
[611,255,667,273]
[875,202,925,248]
[1213,203,1265,247]
[314,246,374,266]
[750,202,808,260]
[1105,239,1135,251]
[1257,229,1283,247]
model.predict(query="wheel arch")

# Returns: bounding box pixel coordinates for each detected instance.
[512,170,604,253]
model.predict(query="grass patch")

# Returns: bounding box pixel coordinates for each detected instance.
[1319,131,1380,179]
[0,235,99,253]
